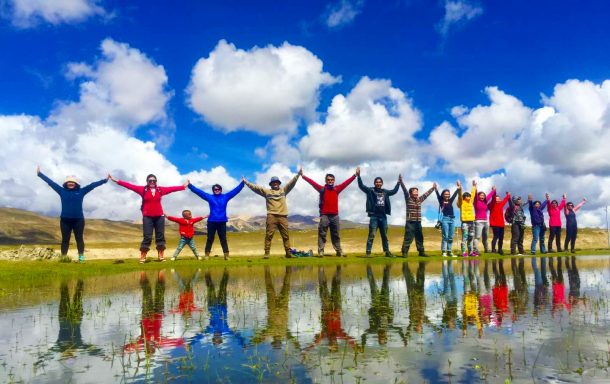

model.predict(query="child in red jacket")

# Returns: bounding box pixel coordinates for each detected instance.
[166,210,207,260]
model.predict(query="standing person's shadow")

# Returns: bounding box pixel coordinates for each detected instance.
[306,266,358,352]
[361,264,405,347]
[124,271,184,355]
[252,266,298,349]
[50,280,102,359]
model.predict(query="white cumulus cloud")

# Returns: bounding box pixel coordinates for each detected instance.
[299,77,423,166]
[3,0,107,28]
[51,38,173,134]
[187,40,339,136]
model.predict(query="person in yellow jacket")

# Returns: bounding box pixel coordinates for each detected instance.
[457,180,477,257]
[243,170,301,259]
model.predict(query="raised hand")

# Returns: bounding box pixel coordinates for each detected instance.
[298,168,303,176]
[456,180,462,189]
[398,174,403,183]
[472,180,477,186]
[528,193,532,201]
[241,176,246,182]
[36,165,40,174]
[432,182,437,189]
[583,197,587,202]
[108,174,118,183]
[183,179,190,188]
[562,193,567,199]
[355,167,361,176]
[545,193,550,200]
[491,186,496,191]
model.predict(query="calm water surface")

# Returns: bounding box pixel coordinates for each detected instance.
[1,256,610,383]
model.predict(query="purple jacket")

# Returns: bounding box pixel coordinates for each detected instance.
[474,189,495,220]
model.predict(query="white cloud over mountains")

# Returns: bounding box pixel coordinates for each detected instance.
[3,0,107,28]
[1,38,609,230]
[187,40,338,136]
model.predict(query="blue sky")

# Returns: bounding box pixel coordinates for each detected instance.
[2,0,610,226]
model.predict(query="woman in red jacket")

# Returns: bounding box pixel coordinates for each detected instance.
[110,174,188,262]
[488,192,510,255]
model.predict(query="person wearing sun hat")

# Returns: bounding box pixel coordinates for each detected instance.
[243,170,301,259]
[37,166,109,262]
[109,173,188,263]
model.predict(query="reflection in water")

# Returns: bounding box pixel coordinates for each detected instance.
[362,264,405,346]
[50,280,102,359]
[307,266,357,352]
[2,255,609,384]
[124,271,184,354]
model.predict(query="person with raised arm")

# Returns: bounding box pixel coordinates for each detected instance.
[564,198,587,253]
[457,180,476,257]
[301,168,358,257]
[165,210,207,261]
[357,169,401,257]
[243,170,300,259]
[109,173,187,263]
[473,184,495,255]
[489,191,511,255]
[508,195,527,255]
[37,166,109,263]
[188,179,245,260]
[546,193,567,253]
[400,179,436,257]
[436,185,459,257]
[527,194,548,255]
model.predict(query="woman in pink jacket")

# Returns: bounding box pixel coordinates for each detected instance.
[473,183,495,255]
[546,193,566,253]
[110,174,188,262]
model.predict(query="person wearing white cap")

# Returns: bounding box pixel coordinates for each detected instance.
[243,170,301,258]
[37,166,109,262]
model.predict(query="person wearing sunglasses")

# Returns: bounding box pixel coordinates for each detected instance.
[564,198,587,253]
[110,173,188,263]
[187,179,245,260]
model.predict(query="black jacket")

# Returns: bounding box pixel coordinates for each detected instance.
[357,176,400,216]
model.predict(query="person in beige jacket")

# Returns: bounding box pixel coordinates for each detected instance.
[243,170,301,258]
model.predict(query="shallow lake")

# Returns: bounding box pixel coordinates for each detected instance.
[1,256,610,383]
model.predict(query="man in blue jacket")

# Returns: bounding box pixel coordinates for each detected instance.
[37,166,108,262]
[188,180,244,260]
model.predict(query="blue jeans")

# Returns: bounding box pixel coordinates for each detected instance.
[440,215,455,252]
[366,215,389,253]
[173,236,200,258]
[531,224,546,254]
[461,222,474,253]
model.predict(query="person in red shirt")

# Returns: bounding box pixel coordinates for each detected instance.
[166,210,207,261]
[301,167,358,257]
[110,173,188,263]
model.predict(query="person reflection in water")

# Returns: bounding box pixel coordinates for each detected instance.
[190,268,245,347]
[565,256,584,309]
[441,260,458,331]
[362,265,405,347]
[51,280,102,359]
[492,259,509,328]
[479,260,493,328]
[509,258,528,322]
[253,266,298,349]
[549,257,571,315]
[124,271,184,354]
[461,260,482,337]
[306,266,357,352]
[404,262,432,343]
[531,257,549,317]
[170,269,201,324]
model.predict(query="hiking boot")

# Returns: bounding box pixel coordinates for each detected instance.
[385,251,394,258]
[157,250,166,262]
[285,251,293,258]
[264,252,270,259]
[317,250,324,258]
[78,254,85,263]
[204,252,210,260]
[419,252,429,257]
[498,250,504,255]
[139,250,148,264]
[365,252,371,258]
[224,252,230,260]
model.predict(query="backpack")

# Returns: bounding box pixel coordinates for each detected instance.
[504,205,514,223]
[141,186,162,212]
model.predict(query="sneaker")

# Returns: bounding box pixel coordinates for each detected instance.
[264,253,270,259]
[78,254,85,263]
[317,250,324,258]
[517,253,523,256]
[285,253,293,259]
[448,251,454,257]
[469,251,478,257]
[385,252,394,258]
[419,253,429,257]
[441,252,447,257]
[462,252,468,257]
[365,252,371,258]
[498,250,504,255]
[171,257,176,261]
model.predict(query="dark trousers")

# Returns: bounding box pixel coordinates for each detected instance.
[510,223,525,254]
[564,226,577,252]
[402,220,424,255]
[366,215,389,253]
[318,214,342,254]
[548,226,562,251]
[491,226,505,252]
[206,221,229,253]
[60,218,85,255]
[141,216,165,252]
